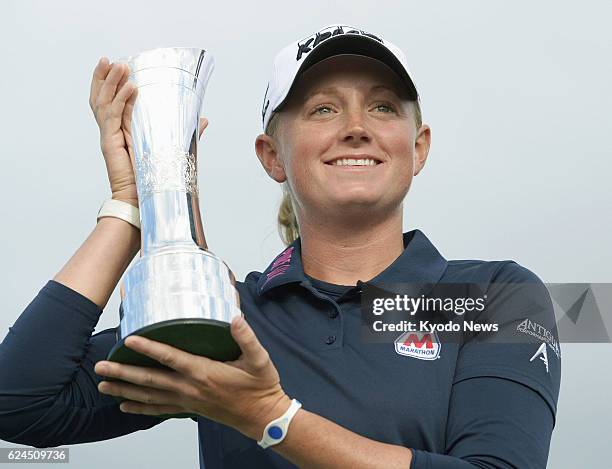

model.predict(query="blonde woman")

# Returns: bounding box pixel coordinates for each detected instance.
[0,24,560,468]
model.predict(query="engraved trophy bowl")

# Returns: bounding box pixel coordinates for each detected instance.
[105,48,242,417]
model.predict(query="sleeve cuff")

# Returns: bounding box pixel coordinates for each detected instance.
[411,449,478,468]
[43,280,103,323]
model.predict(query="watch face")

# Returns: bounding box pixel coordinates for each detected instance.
[268,425,284,440]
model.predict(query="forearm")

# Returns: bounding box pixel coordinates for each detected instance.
[271,409,413,469]
[0,280,106,443]
[0,299,163,446]
[53,207,140,309]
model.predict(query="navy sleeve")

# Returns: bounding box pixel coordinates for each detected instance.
[0,280,165,447]
[452,262,561,420]
[411,261,561,468]
[410,376,555,468]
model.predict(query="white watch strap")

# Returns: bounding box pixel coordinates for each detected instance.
[257,399,302,449]
[97,199,141,230]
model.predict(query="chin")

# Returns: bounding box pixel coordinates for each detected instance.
[334,185,382,198]
[327,193,383,209]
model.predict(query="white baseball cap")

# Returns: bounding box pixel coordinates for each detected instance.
[261,23,419,132]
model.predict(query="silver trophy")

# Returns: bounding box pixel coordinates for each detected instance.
[106,48,242,385]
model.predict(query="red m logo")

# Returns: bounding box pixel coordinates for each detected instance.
[402,333,434,349]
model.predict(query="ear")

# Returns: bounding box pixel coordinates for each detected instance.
[413,124,431,176]
[255,134,287,183]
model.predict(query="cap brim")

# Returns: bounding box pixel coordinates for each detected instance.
[274,34,418,112]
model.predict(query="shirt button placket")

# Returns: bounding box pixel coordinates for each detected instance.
[324,303,342,346]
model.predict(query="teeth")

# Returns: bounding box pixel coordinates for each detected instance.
[332,158,378,166]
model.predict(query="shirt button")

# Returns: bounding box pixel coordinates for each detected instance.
[329,310,338,318]
[325,335,336,345]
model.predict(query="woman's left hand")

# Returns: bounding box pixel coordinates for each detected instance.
[94,315,290,440]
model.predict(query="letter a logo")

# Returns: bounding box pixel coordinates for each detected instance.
[529,342,549,373]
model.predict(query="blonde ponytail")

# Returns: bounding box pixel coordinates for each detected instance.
[277,183,300,246]
[265,111,301,246]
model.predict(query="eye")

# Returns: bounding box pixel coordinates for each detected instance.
[374,103,396,113]
[312,105,333,115]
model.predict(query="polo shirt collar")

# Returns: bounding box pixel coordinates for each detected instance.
[257,229,448,296]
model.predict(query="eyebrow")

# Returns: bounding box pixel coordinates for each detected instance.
[303,84,400,103]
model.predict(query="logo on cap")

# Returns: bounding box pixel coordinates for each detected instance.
[261,84,270,124]
[296,25,383,62]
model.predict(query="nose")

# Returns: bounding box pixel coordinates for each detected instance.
[341,106,371,145]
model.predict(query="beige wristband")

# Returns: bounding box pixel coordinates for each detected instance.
[97,199,141,230]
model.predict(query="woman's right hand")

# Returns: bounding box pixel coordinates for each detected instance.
[89,57,209,207]
[90,58,139,205]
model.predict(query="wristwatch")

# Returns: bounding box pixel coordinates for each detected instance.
[97,199,141,230]
[257,399,302,449]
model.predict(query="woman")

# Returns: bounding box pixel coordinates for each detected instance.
[0,24,560,468]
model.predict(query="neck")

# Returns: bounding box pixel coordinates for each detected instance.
[298,209,405,286]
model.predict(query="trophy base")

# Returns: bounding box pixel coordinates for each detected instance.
[105,317,241,420]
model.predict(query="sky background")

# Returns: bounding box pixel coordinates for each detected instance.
[1,0,611,467]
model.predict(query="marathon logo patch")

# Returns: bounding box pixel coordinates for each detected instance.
[394,331,441,360]
[296,25,383,62]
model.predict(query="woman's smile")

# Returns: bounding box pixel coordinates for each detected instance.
[324,154,384,166]
[323,159,385,171]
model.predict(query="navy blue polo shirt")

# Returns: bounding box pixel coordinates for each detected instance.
[0,229,561,469]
